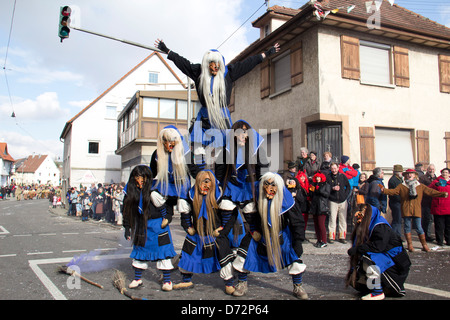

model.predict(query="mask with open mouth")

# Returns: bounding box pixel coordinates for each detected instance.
[209,61,220,76]
[199,177,212,195]
[163,139,177,153]
[263,179,277,199]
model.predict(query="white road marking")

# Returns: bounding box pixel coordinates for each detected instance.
[0,226,10,235]
[405,283,450,299]
[0,254,17,258]
[62,249,87,253]
[27,251,54,256]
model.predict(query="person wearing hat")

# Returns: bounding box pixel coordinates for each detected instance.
[380,169,448,252]
[388,165,404,236]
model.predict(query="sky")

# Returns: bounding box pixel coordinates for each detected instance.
[1,0,449,161]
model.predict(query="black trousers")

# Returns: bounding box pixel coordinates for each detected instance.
[434,215,450,245]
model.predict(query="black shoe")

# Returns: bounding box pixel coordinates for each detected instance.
[318,242,327,248]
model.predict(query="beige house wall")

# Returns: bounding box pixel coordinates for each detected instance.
[317,26,450,171]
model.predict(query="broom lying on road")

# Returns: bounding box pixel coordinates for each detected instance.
[58,265,104,289]
[112,269,146,300]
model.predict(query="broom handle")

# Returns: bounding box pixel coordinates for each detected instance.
[72,270,104,289]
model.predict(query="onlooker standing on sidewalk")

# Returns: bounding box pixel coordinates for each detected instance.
[304,151,321,180]
[309,172,330,248]
[320,151,332,176]
[419,164,437,241]
[365,167,387,213]
[69,187,79,216]
[429,168,450,246]
[326,162,351,243]
[296,147,309,173]
[381,169,448,252]
[388,165,404,236]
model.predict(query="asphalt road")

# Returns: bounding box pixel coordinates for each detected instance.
[1,198,449,305]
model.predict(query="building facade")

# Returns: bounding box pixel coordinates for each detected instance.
[229,2,450,174]
[0,142,15,187]
[13,154,60,186]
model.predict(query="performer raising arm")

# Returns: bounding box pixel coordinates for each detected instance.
[154,39,279,171]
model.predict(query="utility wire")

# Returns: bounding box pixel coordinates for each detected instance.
[217,1,268,49]
[3,0,17,120]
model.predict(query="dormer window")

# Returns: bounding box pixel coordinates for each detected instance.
[264,24,270,37]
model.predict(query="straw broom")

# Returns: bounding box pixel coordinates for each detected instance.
[58,265,104,289]
[112,269,146,300]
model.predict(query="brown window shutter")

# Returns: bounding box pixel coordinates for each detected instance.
[341,35,360,80]
[445,132,450,167]
[416,130,430,167]
[393,46,410,87]
[439,54,450,94]
[260,60,270,99]
[283,128,293,171]
[290,41,303,87]
[359,127,376,171]
[228,84,235,113]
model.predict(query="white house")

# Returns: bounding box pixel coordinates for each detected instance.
[0,142,15,186]
[14,154,60,186]
[60,52,187,191]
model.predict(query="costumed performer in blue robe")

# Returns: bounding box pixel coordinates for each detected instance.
[215,120,270,249]
[232,172,308,299]
[123,165,177,291]
[150,125,191,219]
[174,170,239,295]
[346,204,411,300]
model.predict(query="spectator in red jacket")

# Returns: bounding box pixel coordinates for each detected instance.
[429,168,450,246]
[339,155,358,181]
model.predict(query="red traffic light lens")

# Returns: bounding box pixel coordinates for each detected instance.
[61,6,71,17]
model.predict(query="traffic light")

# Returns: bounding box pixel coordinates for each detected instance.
[58,6,71,42]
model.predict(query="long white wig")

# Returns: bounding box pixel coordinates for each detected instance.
[198,50,229,131]
[155,127,189,195]
[258,172,285,270]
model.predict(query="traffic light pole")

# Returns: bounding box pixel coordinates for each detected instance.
[70,26,164,53]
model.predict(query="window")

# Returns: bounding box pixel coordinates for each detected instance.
[88,142,99,154]
[375,128,414,169]
[273,52,291,94]
[105,106,117,119]
[260,42,302,99]
[264,25,270,37]
[149,72,159,84]
[142,97,159,118]
[177,100,188,120]
[360,40,391,86]
[159,99,176,119]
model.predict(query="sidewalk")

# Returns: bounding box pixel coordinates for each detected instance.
[48,204,123,230]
